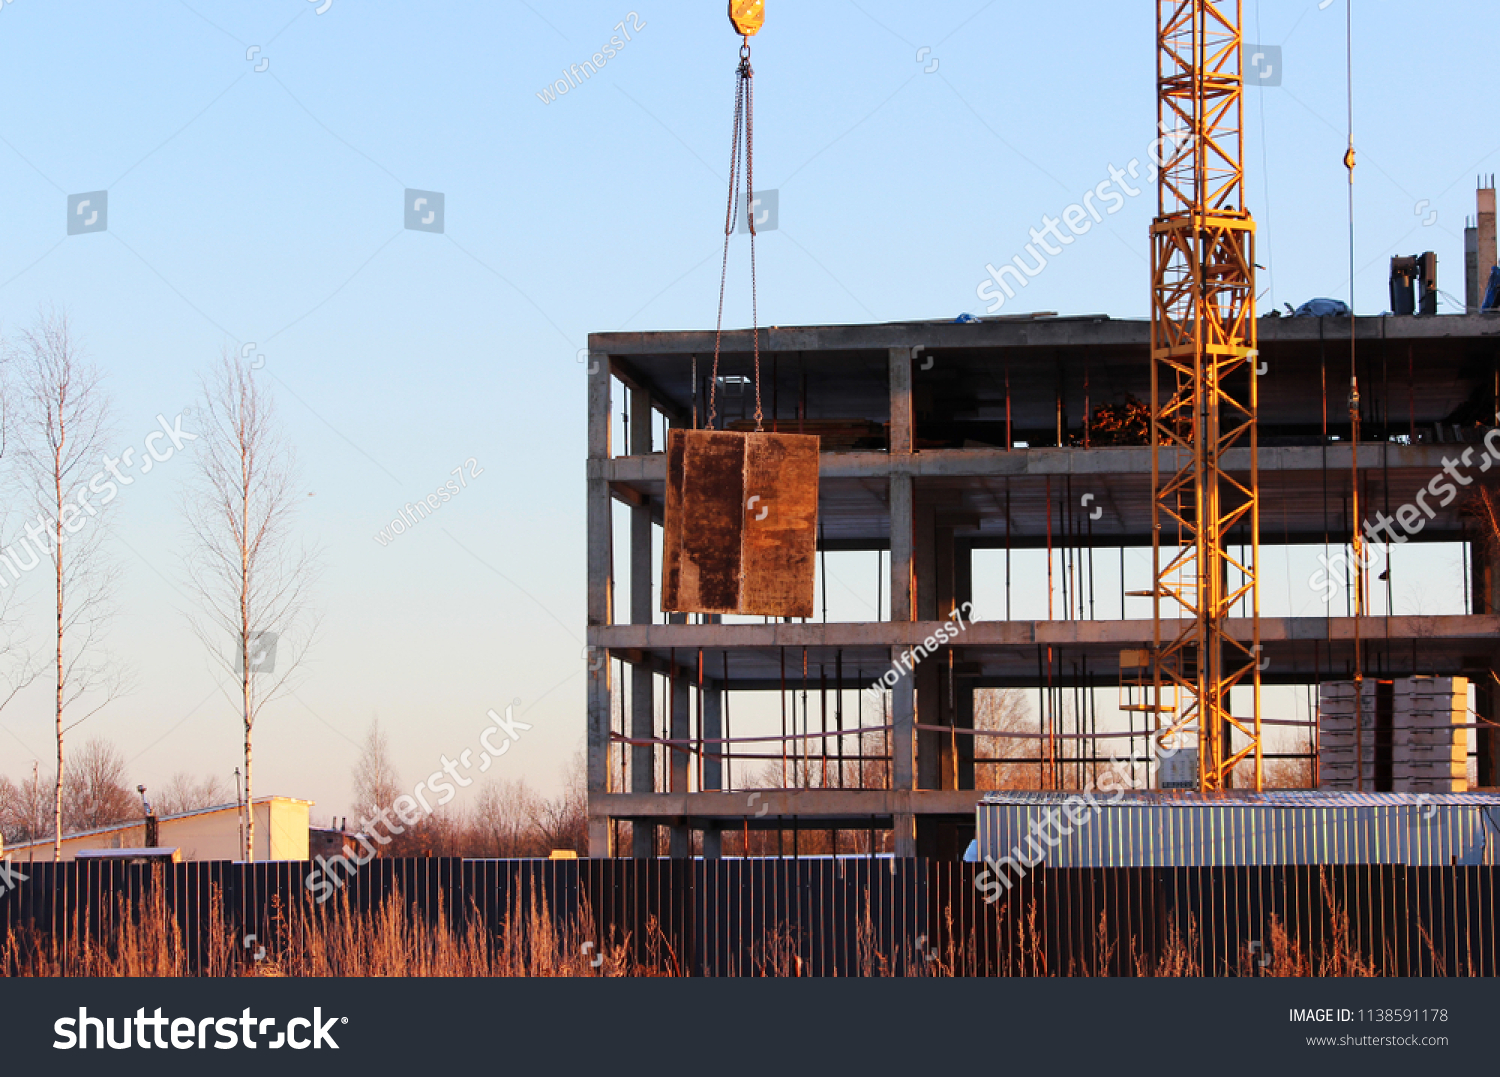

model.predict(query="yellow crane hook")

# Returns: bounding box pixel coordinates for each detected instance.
[729,0,764,37]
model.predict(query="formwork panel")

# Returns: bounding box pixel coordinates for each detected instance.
[661,429,818,618]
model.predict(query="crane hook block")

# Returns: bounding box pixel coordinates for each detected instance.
[729,0,764,37]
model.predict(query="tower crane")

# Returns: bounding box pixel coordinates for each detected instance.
[1148,1,1263,791]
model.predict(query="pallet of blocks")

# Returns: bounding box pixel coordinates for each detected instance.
[1393,676,1467,794]
[1317,676,1468,792]
[1317,680,1377,791]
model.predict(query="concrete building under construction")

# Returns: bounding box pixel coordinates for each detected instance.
[583,301,1500,859]
[579,3,1500,859]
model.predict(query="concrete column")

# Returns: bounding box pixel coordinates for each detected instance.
[889,345,914,624]
[700,670,724,855]
[892,810,915,859]
[915,495,937,791]
[629,386,656,857]
[889,345,913,455]
[955,674,976,790]
[889,345,916,855]
[890,476,913,624]
[586,661,613,857]
[916,659,942,791]
[892,648,916,856]
[1471,542,1499,786]
[586,351,614,857]
[916,516,957,792]
[955,540,976,791]
[703,679,723,791]
[914,500,938,621]
[1480,186,1497,294]
[1467,224,1481,313]
[669,669,691,856]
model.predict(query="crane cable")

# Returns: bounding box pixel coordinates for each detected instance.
[1343,0,1367,790]
[709,36,763,434]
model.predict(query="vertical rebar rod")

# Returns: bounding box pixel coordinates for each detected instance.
[723,651,732,790]
[801,647,809,788]
[820,665,828,789]
[836,650,845,789]
[1005,486,1013,621]
[1046,476,1055,622]
[780,646,787,787]
[1005,355,1013,450]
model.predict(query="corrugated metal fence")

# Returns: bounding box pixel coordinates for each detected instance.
[2,857,1497,976]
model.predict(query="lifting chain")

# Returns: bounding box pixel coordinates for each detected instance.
[709,38,763,433]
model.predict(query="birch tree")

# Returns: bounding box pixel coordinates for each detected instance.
[351,717,402,820]
[13,310,122,860]
[184,350,317,860]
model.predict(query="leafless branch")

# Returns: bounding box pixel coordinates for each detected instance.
[182,348,320,859]
[9,308,124,859]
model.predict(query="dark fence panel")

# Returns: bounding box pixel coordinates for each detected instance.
[3,857,1498,976]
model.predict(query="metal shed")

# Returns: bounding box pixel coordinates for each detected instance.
[976,790,1500,868]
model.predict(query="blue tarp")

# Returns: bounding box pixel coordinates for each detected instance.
[1293,297,1352,317]
[1484,266,1500,312]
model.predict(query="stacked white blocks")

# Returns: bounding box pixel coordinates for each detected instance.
[1318,680,1378,789]
[1394,676,1468,793]
[1317,676,1468,793]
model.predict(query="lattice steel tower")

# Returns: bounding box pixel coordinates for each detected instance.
[1149,0,1262,791]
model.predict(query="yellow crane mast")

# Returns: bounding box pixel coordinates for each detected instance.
[1149,0,1263,791]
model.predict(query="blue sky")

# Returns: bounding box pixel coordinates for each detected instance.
[0,1,1493,819]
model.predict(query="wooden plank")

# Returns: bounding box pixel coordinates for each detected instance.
[662,430,746,614]
[742,432,819,618]
[662,429,819,618]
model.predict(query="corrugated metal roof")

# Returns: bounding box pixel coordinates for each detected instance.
[980,790,1500,808]
[976,791,1500,867]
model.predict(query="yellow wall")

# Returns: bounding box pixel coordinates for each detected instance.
[4,798,312,862]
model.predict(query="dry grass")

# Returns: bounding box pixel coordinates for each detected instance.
[4,879,238,977]
[0,871,1409,978]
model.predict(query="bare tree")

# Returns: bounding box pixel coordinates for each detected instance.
[974,688,1040,791]
[61,737,137,832]
[12,310,123,860]
[1252,735,1316,789]
[527,751,588,853]
[154,770,233,816]
[0,763,51,846]
[468,777,542,856]
[184,350,318,860]
[351,718,403,819]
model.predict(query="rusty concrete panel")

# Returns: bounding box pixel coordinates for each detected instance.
[662,429,746,614]
[742,432,819,618]
[662,429,820,617]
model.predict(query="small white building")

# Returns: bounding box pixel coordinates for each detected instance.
[3,796,313,862]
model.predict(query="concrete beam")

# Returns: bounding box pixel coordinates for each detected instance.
[591,614,1500,651]
[602,442,1483,485]
[588,312,1500,359]
[594,789,981,820]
